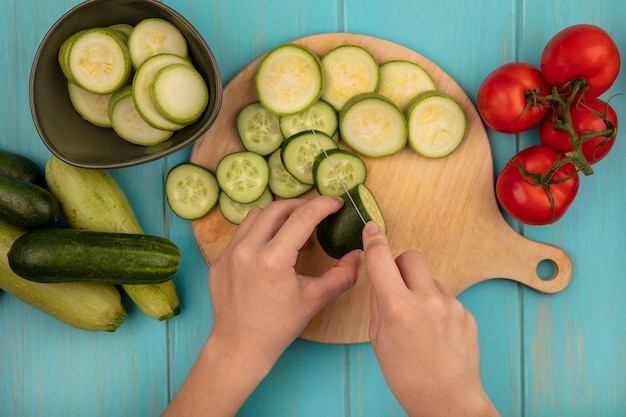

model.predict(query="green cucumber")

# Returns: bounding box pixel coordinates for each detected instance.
[404,90,467,158]
[166,163,219,220]
[0,173,59,230]
[9,228,180,284]
[255,43,323,115]
[0,149,43,184]
[280,130,338,185]
[236,101,284,156]
[312,149,367,197]
[377,60,436,111]
[45,156,180,320]
[321,45,380,111]
[218,188,274,225]
[339,92,407,158]
[0,219,126,332]
[127,18,188,69]
[279,99,338,139]
[267,148,312,199]
[215,151,269,204]
[316,184,386,259]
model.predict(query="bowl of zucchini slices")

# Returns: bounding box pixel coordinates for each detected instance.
[29,0,223,168]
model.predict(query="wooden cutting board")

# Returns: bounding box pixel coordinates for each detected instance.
[190,33,573,344]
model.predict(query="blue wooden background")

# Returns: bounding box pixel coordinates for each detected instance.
[1,0,625,416]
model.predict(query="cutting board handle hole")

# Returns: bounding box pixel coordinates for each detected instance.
[536,259,557,280]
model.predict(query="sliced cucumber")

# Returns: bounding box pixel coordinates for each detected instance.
[236,102,283,156]
[108,87,173,146]
[166,163,219,220]
[313,149,367,197]
[280,131,338,185]
[66,28,131,94]
[132,53,189,130]
[267,148,312,199]
[316,183,386,259]
[321,45,380,111]
[219,188,273,225]
[255,43,323,116]
[405,91,466,158]
[215,151,269,204]
[377,60,436,111]
[68,81,113,127]
[279,99,338,139]
[151,63,209,124]
[127,18,188,68]
[339,92,407,158]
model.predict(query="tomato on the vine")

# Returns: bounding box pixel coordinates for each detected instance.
[541,24,620,100]
[539,98,618,165]
[496,146,580,225]
[477,62,552,134]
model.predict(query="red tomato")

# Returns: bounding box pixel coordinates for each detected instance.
[477,62,552,134]
[541,24,620,100]
[539,99,618,164]
[496,146,580,225]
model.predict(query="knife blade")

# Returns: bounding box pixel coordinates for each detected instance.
[311,130,367,225]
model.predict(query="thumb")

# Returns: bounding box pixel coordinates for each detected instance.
[307,249,361,307]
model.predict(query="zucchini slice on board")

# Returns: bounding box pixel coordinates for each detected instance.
[236,102,284,155]
[313,148,367,197]
[405,90,467,158]
[279,99,338,139]
[166,163,220,220]
[321,44,380,111]
[377,60,436,111]
[316,183,386,259]
[255,43,323,115]
[339,92,407,158]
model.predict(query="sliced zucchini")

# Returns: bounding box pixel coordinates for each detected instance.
[68,81,113,127]
[66,28,131,94]
[267,148,312,199]
[151,63,209,124]
[280,130,338,185]
[279,99,338,139]
[58,30,85,84]
[108,87,173,146]
[313,149,367,197]
[321,45,380,111]
[339,92,407,158]
[255,43,323,116]
[108,23,134,37]
[316,184,386,259]
[127,18,188,68]
[216,151,269,204]
[405,91,466,158]
[166,163,220,220]
[219,188,274,225]
[377,60,436,111]
[236,102,284,156]
[132,53,189,130]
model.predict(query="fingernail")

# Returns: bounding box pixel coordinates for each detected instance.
[364,221,381,235]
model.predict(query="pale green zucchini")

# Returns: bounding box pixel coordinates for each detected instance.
[45,156,180,320]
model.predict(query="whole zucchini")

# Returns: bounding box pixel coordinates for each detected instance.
[0,149,43,184]
[45,156,180,320]
[9,228,180,284]
[0,172,59,229]
[0,219,126,331]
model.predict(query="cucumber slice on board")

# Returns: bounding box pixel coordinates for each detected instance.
[165,163,219,220]
[127,18,188,68]
[236,102,284,155]
[321,45,380,111]
[279,99,338,139]
[339,92,407,158]
[151,63,209,125]
[377,60,436,111]
[132,53,189,130]
[313,149,367,197]
[316,183,386,259]
[68,82,113,127]
[66,28,131,94]
[219,188,273,225]
[280,130,338,185]
[267,148,312,199]
[405,90,467,158]
[215,151,269,204]
[255,44,323,116]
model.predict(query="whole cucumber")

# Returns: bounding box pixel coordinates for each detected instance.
[0,173,59,229]
[0,149,43,184]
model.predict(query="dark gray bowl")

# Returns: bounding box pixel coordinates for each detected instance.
[30,0,222,169]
